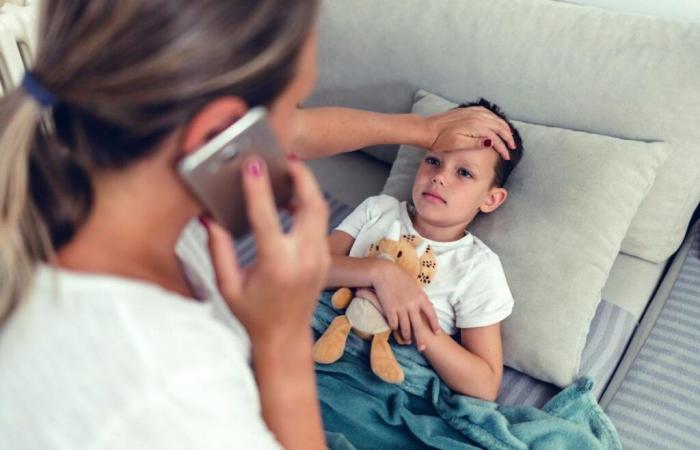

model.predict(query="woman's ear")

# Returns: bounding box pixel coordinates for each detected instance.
[179,97,249,156]
[479,187,508,214]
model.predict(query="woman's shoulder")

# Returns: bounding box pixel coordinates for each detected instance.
[23,265,251,367]
[0,266,270,450]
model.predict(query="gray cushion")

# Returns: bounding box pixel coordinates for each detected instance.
[382,90,670,386]
[498,298,637,407]
[307,0,700,263]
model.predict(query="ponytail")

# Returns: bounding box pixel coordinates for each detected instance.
[0,90,53,325]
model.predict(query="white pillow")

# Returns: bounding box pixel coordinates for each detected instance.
[383,90,671,386]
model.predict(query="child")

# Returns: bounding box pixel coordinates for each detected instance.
[321,99,523,401]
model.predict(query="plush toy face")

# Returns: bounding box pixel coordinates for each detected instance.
[367,234,437,287]
[369,238,421,279]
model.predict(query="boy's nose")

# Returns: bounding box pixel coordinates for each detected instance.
[432,175,445,186]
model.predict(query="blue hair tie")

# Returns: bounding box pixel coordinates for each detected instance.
[21,72,57,108]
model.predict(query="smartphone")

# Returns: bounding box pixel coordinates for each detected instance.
[177,106,293,238]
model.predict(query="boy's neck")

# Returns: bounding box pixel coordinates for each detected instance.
[408,207,472,242]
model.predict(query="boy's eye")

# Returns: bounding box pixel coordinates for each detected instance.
[457,168,472,178]
[424,156,440,166]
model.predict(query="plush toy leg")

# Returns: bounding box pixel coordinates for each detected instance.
[331,288,353,309]
[370,331,405,384]
[313,315,352,364]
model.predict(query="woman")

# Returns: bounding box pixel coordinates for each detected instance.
[0,1,515,449]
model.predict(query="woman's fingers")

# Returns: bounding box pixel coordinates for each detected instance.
[287,160,331,291]
[241,157,283,257]
[428,107,516,158]
[458,107,514,148]
[471,108,515,149]
[481,129,511,161]
[432,127,511,159]
[491,120,516,151]
[288,159,329,240]
[203,216,243,303]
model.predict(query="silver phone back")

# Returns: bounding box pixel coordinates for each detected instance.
[177,107,292,237]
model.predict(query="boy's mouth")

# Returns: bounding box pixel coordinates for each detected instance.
[422,190,447,204]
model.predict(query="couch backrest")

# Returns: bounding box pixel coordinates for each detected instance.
[554,0,700,22]
[306,0,700,263]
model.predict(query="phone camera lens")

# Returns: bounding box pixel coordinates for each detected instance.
[221,144,238,160]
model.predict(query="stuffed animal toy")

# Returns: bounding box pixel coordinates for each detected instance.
[313,220,438,384]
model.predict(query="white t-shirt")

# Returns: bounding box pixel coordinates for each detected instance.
[0,221,282,450]
[336,195,514,335]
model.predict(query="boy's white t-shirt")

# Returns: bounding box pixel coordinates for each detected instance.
[335,195,514,335]
[0,221,282,450]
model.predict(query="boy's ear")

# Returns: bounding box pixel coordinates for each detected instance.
[479,187,508,214]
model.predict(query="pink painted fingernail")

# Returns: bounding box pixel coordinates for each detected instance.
[287,152,299,161]
[246,159,262,177]
[484,139,492,148]
[419,345,426,352]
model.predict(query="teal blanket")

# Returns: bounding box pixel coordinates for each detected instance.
[313,291,621,450]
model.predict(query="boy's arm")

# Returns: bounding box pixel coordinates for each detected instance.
[326,230,389,288]
[420,321,504,401]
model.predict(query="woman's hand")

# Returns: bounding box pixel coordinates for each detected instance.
[370,259,441,351]
[204,156,330,351]
[423,106,516,160]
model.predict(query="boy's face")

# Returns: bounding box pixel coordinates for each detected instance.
[411,149,508,230]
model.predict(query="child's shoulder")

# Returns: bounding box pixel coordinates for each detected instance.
[356,194,402,215]
[458,234,504,270]
[367,194,401,208]
[451,235,510,292]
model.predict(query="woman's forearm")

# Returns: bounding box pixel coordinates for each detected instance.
[421,333,501,401]
[252,336,326,450]
[291,107,429,159]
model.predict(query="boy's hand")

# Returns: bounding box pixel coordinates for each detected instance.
[370,260,441,352]
[422,107,515,160]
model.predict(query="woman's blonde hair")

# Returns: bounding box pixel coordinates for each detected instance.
[0,0,318,325]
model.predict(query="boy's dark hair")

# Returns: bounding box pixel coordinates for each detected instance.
[457,99,523,187]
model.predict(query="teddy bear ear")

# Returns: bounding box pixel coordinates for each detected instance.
[384,220,401,242]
